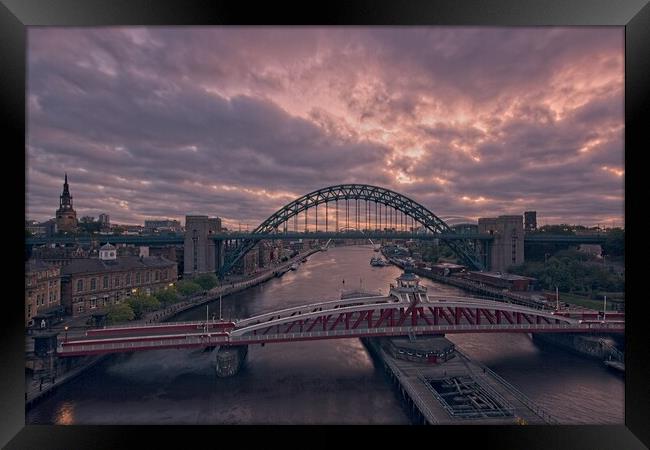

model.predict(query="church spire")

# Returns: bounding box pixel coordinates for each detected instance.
[56,172,78,232]
[60,173,72,208]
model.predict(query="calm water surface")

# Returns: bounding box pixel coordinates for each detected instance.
[27,246,623,424]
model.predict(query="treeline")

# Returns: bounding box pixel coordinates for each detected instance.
[509,249,624,297]
[105,273,219,324]
[526,226,624,260]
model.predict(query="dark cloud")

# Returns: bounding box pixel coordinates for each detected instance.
[27,27,624,227]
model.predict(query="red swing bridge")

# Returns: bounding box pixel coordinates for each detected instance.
[58,271,624,361]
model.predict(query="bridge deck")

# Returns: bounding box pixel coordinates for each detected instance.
[368,339,554,424]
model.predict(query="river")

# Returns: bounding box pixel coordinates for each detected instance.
[26,245,623,424]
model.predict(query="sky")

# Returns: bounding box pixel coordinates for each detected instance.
[26,27,624,229]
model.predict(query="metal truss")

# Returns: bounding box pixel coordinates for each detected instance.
[58,296,624,356]
[220,184,486,275]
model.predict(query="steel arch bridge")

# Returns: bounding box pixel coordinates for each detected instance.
[220,184,484,275]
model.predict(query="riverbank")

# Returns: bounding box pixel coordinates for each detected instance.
[143,247,322,324]
[25,354,108,411]
[24,247,322,409]
[384,252,624,369]
[531,333,625,372]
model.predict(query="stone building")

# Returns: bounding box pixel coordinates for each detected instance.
[55,173,78,232]
[98,213,110,230]
[25,260,62,327]
[478,215,524,272]
[60,243,178,316]
[524,211,537,231]
[257,241,274,268]
[184,215,223,277]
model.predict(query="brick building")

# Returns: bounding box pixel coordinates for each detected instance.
[60,243,178,316]
[466,271,536,291]
[25,260,62,327]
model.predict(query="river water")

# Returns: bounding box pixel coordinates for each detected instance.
[27,245,623,425]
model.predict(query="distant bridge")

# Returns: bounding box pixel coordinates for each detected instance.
[25,231,608,247]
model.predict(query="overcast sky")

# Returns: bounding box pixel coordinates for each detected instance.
[26,27,624,228]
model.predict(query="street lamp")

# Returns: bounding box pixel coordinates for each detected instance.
[64,325,69,342]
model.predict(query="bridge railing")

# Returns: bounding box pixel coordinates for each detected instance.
[232,322,623,340]
[59,334,229,354]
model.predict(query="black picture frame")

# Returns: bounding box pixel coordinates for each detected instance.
[2,0,648,448]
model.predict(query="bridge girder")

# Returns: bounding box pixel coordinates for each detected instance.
[57,296,623,357]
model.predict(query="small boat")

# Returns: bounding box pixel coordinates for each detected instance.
[290,263,299,271]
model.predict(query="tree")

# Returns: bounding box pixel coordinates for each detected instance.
[602,228,624,258]
[176,280,202,296]
[155,288,179,306]
[106,303,135,324]
[127,294,160,320]
[194,273,218,290]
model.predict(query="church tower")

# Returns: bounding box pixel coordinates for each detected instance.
[55,173,78,232]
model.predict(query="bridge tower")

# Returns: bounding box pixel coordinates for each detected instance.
[478,215,524,272]
[183,215,223,277]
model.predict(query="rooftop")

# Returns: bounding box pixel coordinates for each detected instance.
[25,259,57,273]
[431,263,465,269]
[468,271,536,281]
[61,255,175,275]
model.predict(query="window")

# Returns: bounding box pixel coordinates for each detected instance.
[90,278,97,290]
[126,273,131,285]
[136,272,141,284]
[162,270,167,280]
[76,279,83,292]
[115,277,120,287]
[145,272,150,283]
[27,305,32,317]
[90,298,97,309]
[77,305,84,313]
[103,276,109,289]
[155,271,160,281]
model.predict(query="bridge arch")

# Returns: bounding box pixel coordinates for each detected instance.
[220,184,484,274]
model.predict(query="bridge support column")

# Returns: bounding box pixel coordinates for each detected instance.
[214,345,248,377]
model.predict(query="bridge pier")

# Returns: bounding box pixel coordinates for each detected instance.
[214,345,248,377]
